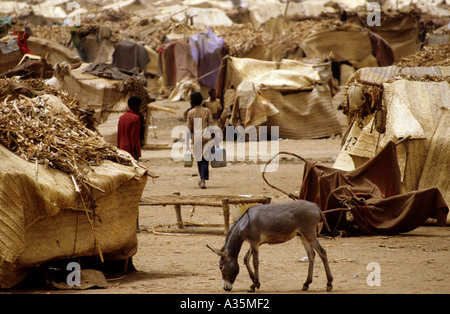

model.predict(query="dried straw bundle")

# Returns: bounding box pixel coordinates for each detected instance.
[397,42,450,67]
[0,94,138,190]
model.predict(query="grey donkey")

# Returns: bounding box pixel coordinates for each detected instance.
[207,200,334,292]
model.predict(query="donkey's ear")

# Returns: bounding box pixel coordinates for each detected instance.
[206,244,225,256]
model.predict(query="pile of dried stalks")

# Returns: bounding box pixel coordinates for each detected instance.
[397,42,450,67]
[0,88,142,192]
[210,24,267,57]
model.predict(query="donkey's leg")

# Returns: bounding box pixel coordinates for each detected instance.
[299,236,315,291]
[310,238,333,291]
[249,245,261,291]
[244,248,255,282]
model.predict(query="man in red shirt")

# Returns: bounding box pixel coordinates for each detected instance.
[117,96,143,160]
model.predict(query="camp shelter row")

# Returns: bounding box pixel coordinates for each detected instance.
[1,10,447,143]
[333,65,450,223]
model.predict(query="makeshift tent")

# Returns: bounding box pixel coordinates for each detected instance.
[79,25,115,64]
[49,62,124,124]
[333,65,450,223]
[0,35,80,74]
[161,41,198,88]
[0,57,54,79]
[299,27,392,68]
[216,56,342,139]
[0,93,148,288]
[155,4,233,27]
[189,28,225,88]
[299,141,448,235]
[112,39,150,73]
[50,62,153,146]
[0,17,12,38]
[357,13,419,62]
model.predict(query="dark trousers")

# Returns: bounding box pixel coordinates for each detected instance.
[197,158,209,180]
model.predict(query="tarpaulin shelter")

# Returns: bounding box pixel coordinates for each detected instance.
[215,56,342,139]
[112,39,150,73]
[78,25,115,64]
[1,59,53,79]
[0,93,149,288]
[0,17,12,38]
[161,41,198,88]
[333,65,450,223]
[299,141,448,235]
[50,62,152,146]
[49,62,124,125]
[358,13,419,63]
[189,28,225,88]
[0,35,80,74]
[299,26,395,69]
[154,4,233,27]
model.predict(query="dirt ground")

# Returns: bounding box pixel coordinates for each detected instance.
[14,100,450,294]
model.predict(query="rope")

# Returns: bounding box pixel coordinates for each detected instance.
[261,151,307,200]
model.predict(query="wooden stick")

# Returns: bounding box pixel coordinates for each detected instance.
[173,192,183,229]
[222,198,230,234]
[148,104,176,114]
[72,175,104,263]
[322,208,351,214]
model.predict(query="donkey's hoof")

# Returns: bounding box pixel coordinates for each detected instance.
[249,282,260,292]
[326,284,333,292]
[302,284,309,291]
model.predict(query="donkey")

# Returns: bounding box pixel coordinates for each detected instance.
[207,200,333,292]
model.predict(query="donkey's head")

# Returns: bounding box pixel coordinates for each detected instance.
[207,245,239,291]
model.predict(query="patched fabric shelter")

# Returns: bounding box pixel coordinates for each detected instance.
[300,141,448,234]
[334,66,450,223]
[216,56,342,139]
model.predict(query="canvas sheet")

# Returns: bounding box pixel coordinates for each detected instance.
[225,57,321,89]
[0,143,147,288]
[300,141,448,235]
[262,86,341,139]
[57,63,123,123]
[0,35,80,73]
[163,41,198,87]
[336,71,450,171]
[216,56,341,139]
[189,28,224,88]
[112,39,150,73]
[362,14,419,62]
[299,30,372,63]
[418,109,450,222]
[230,80,279,128]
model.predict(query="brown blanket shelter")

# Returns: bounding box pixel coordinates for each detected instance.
[299,141,448,235]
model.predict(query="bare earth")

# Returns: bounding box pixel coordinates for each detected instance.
[17,101,450,294]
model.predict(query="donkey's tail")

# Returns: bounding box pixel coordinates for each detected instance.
[319,209,335,240]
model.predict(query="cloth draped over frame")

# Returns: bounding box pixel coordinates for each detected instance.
[299,141,448,235]
[189,28,225,88]
[112,39,150,73]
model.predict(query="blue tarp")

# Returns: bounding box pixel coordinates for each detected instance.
[0,17,12,38]
[189,28,224,88]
